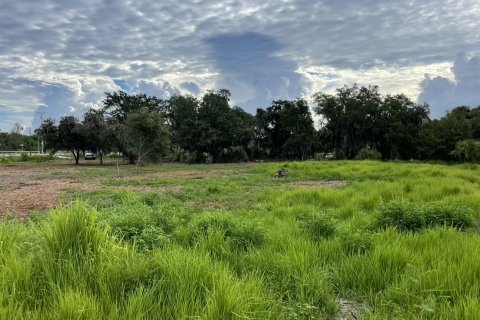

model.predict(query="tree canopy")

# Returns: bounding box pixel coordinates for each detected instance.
[34,84,480,164]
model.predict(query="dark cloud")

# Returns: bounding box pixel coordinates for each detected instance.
[418,54,480,118]
[180,82,201,95]
[31,82,84,129]
[205,32,308,112]
[1,0,480,129]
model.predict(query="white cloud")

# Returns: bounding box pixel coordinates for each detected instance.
[418,53,480,118]
[1,0,480,130]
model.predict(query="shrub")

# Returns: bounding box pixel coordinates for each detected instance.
[202,152,213,164]
[20,152,29,161]
[377,201,425,232]
[219,146,249,162]
[99,194,176,250]
[339,231,373,255]
[356,147,381,160]
[297,213,337,241]
[451,139,480,162]
[133,226,170,250]
[189,214,265,250]
[422,203,473,229]
[377,201,473,232]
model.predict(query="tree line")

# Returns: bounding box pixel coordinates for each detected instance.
[34,85,480,164]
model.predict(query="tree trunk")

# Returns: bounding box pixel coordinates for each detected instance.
[99,150,104,165]
[74,150,80,165]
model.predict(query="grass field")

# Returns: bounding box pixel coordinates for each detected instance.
[1,160,480,319]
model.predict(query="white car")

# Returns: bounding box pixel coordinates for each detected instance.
[84,151,96,160]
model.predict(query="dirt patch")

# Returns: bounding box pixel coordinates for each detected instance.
[287,180,347,188]
[0,180,97,218]
[204,199,227,209]
[125,169,243,180]
[110,185,182,192]
[0,164,188,217]
[337,298,365,320]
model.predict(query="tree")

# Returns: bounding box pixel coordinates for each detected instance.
[166,94,200,151]
[450,140,480,162]
[313,85,382,159]
[374,94,429,159]
[256,99,315,159]
[35,118,60,153]
[103,91,166,122]
[123,109,170,166]
[58,116,88,165]
[82,110,115,165]
[11,122,23,135]
[313,85,428,160]
[419,106,475,160]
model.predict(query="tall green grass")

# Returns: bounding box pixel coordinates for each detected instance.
[2,160,480,318]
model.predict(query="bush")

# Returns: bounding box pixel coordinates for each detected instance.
[451,139,480,162]
[297,213,337,241]
[377,201,473,232]
[422,203,474,229]
[20,152,29,161]
[99,194,176,250]
[189,214,265,250]
[356,147,381,160]
[339,231,373,255]
[133,226,170,250]
[202,152,213,164]
[219,146,249,162]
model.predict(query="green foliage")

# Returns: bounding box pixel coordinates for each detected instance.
[123,109,170,165]
[420,106,480,160]
[188,213,265,250]
[256,99,315,159]
[339,231,373,255]
[57,116,88,164]
[97,192,175,250]
[356,147,382,160]
[5,154,480,318]
[314,85,428,160]
[451,139,480,162]
[377,200,474,232]
[219,146,249,162]
[297,212,337,240]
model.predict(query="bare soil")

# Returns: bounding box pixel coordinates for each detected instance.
[0,165,94,217]
[337,298,365,320]
[0,164,241,217]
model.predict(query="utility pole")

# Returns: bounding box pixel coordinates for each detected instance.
[35,111,46,154]
[28,127,32,156]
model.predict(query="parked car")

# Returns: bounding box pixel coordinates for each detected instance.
[84,150,96,160]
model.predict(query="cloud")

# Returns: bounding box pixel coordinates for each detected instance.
[205,32,309,112]
[28,79,180,130]
[1,0,480,129]
[180,82,201,95]
[418,53,480,118]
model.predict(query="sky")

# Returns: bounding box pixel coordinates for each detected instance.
[1,0,480,132]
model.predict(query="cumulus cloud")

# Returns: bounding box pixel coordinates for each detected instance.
[28,79,180,129]
[205,32,309,111]
[1,0,480,130]
[418,54,480,118]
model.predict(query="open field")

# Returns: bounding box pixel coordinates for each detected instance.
[1,160,480,319]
